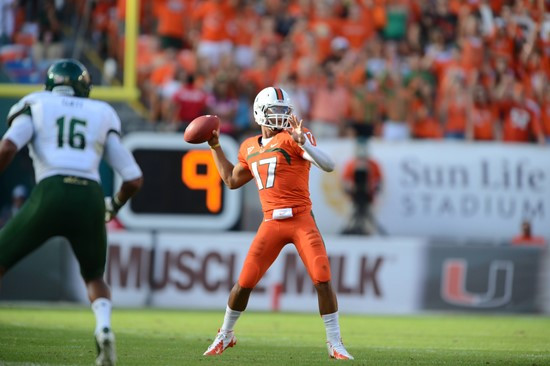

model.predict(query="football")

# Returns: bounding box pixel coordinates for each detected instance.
[184,115,220,144]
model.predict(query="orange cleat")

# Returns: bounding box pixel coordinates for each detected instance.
[327,339,354,360]
[203,329,237,356]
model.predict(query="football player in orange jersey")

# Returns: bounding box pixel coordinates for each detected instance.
[203,87,353,360]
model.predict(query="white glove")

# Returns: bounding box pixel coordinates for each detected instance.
[105,196,123,222]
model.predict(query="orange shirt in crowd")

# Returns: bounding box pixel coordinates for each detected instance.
[149,61,176,87]
[308,16,338,62]
[156,0,190,39]
[371,0,387,29]
[91,1,112,33]
[411,116,443,139]
[230,7,258,47]
[337,7,374,50]
[470,105,496,140]
[501,102,542,142]
[117,0,126,20]
[445,100,468,134]
[192,1,233,42]
[488,33,515,64]
[540,100,550,137]
[310,83,350,125]
[461,37,483,71]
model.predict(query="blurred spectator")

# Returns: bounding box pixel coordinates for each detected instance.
[156,0,189,50]
[381,0,409,41]
[31,0,63,62]
[90,0,114,60]
[169,72,209,131]
[229,0,259,69]
[380,73,411,141]
[337,1,375,53]
[420,0,458,46]
[322,36,350,69]
[500,83,545,144]
[206,76,239,136]
[0,0,16,46]
[539,84,550,143]
[233,78,256,135]
[346,69,381,139]
[278,72,309,122]
[511,220,546,247]
[410,100,443,139]
[191,0,234,70]
[145,49,178,122]
[0,185,27,228]
[466,84,500,141]
[439,66,469,139]
[309,71,350,138]
[308,1,339,63]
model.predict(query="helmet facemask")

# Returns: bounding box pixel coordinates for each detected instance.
[262,104,293,129]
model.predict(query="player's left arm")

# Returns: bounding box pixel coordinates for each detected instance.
[288,115,335,172]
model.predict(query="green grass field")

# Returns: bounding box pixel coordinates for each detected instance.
[0,304,549,366]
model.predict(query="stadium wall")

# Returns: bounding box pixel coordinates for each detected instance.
[1,232,545,314]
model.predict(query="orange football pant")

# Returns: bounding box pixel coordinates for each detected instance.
[238,207,331,289]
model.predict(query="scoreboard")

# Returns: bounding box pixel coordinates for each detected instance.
[115,133,242,230]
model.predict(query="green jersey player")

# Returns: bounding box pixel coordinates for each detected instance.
[0,59,143,366]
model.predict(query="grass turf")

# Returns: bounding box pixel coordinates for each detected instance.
[0,305,549,365]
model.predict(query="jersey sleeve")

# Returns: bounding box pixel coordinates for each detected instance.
[104,103,122,136]
[237,141,250,170]
[2,114,33,150]
[297,128,335,172]
[6,95,34,127]
[104,133,143,181]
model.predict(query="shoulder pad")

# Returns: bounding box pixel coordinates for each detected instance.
[7,100,32,127]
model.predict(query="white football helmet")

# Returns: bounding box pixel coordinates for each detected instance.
[253,87,294,129]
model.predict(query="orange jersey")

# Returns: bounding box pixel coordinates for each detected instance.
[238,129,314,213]
[471,105,496,140]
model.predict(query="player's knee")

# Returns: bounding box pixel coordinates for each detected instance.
[238,261,261,289]
[311,255,331,284]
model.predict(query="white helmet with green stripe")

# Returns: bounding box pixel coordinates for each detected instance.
[253,86,294,130]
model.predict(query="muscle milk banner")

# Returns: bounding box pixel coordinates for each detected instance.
[106,231,427,314]
[309,140,550,241]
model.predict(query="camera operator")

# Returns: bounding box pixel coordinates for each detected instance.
[341,139,383,235]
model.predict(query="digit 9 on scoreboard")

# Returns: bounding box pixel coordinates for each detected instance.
[115,133,242,230]
[181,150,221,213]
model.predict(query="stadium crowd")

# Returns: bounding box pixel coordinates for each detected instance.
[1,0,550,144]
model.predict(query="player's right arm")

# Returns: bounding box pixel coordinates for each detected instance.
[103,132,143,221]
[208,130,253,189]
[0,100,34,173]
[102,105,144,221]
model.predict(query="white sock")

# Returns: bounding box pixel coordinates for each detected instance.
[220,305,242,333]
[322,311,341,344]
[91,297,112,335]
